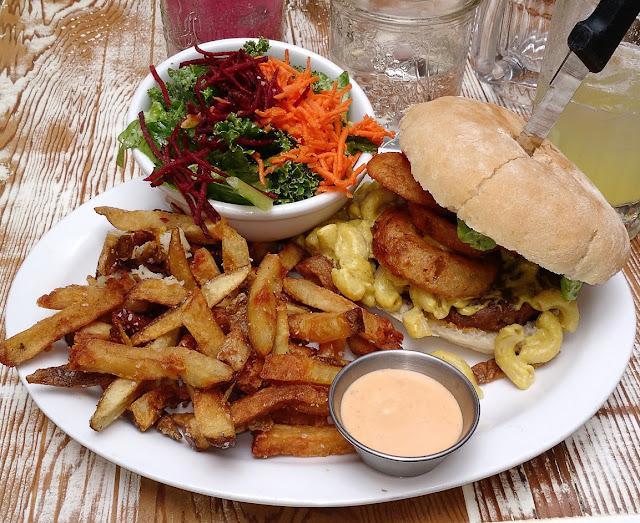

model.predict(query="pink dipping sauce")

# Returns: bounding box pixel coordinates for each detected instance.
[340,368,463,457]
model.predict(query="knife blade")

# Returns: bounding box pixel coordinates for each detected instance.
[516,51,588,154]
[517,0,640,156]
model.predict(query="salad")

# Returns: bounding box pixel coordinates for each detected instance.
[117,38,393,230]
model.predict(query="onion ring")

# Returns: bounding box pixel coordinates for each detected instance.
[407,202,496,258]
[366,152,443,209]
[372,207,498,299]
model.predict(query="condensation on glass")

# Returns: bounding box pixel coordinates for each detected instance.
[330,0,481,129]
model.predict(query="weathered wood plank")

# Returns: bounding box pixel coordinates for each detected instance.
[1,0,639,520]
[0,0,161,520]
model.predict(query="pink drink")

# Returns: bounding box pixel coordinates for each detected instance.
[161,0,284,54]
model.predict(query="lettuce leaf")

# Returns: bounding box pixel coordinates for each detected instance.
[457,219,497,251]
[560,276,583,301]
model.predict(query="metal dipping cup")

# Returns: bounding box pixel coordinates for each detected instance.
[329,0,481,129]
[329,350,480,477]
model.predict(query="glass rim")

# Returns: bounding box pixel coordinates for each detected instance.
[330,0,482,24]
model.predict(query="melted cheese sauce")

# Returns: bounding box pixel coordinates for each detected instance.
[340,369,463,457]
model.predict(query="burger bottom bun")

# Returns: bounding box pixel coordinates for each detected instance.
[386,307,537,356]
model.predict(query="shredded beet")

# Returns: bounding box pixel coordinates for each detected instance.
[141,47,283,234]
[150,65,172,107]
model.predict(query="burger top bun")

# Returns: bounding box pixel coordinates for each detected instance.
[399,96,630,285]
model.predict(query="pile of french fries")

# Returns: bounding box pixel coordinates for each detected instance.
[0,207,403,458]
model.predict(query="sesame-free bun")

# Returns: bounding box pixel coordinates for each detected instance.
[399,96,630,285]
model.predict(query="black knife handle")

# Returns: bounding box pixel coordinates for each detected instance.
[568,0,640,73]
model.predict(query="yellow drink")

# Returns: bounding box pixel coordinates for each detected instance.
[547,42,640,207]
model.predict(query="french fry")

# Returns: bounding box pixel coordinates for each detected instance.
[155,414,183,441]
[177,333,197,351]
[171,413,211,451]
[73,321,113,344]
[249,241,278,265]
[260,353,344,386]
[190,247,220,285]
[221,225,251,270]
[288,344,317,357]
[146,328,181,349]
[97,231,123,276]
[90,378,149,431]
[167,228,197,290]
[288,309,364,343]
[230,383,329,429]
[126,278,188,307]
[472,358,506,385]
[68,339,233,389]
[284,301,310,315]
[200,267,250,308]
[94,206,227,244]
[188,386,236,448]
[277,241,306,272]
[272,298,290,355]
[251,425,354,458]
[128,383,188,432]
[283,277,403,351]
[6,204,412,461]
[37,283,132,310]
[347,334,379,356]
[225,292,248,337]
[270,406,331,427]
[217,328,252,372]
[295,255,339,293]
[182,287,225,357]
[247,417,274,433]
[26,365,114,388]
[317,339,346,359]
[235,353,264,394]
[0,280,127,366]
[248,254,283,357]
[129,302,186,346]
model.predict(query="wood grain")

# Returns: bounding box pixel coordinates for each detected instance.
[1,0,639,521]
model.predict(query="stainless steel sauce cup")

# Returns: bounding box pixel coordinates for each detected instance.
[329,350,480,477]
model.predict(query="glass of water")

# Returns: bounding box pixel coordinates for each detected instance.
[329,0,481,129]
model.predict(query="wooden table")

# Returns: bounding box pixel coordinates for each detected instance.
[1,0,639,521]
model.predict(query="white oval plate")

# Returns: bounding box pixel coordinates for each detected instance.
[5,176,636,507]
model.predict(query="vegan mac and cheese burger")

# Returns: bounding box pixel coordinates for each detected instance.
[304,96,630,389]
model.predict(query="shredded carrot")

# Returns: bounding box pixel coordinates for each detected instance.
[255,56,394,196]
[251,152,266,187]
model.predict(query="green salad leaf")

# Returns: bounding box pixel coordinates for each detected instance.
[457,219,497,251]
[560,276,583,301]
[243,37,270,57]
[312,70,350,95]
[346,135,379,154]
[117,41,356,210]
[266,162,322,204]
[214,113,294,156]
[116,101,185,168]
[150,65,216,107]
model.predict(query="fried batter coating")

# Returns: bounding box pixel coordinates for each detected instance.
[372,208,498,299]
[366,152,440,207]
[472,358,506,385]
[408,202,496,258]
